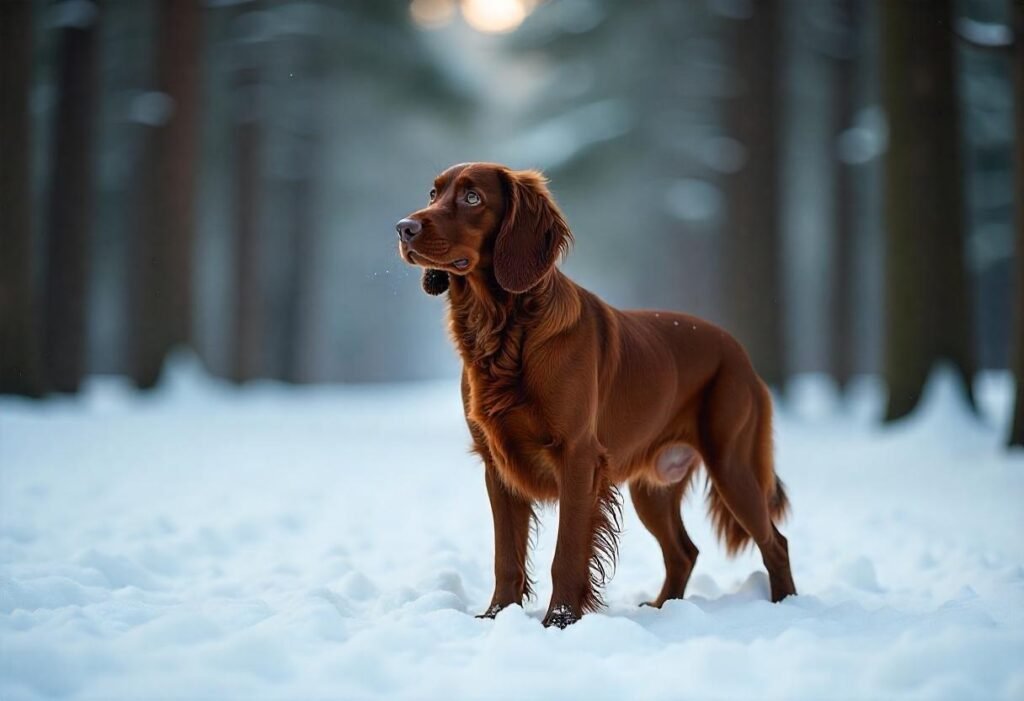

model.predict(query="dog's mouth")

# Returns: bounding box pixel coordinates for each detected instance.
[406,249,470,272]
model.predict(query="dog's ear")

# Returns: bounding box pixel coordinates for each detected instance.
[493,169,573,294]
[421,268,450,296]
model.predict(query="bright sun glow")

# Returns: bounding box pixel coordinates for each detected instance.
[460,0,530,34]
[409,0,456,28]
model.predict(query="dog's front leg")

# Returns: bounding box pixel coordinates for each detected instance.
[478,462,534,618]
[544,438,620,628]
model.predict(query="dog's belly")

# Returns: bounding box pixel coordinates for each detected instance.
[476,390,704,499]
[607,438,704,488]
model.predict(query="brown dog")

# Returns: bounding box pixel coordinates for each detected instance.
[396,163,796,628]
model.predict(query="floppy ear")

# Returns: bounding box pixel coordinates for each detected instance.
[421,268,450,296]
[493,169,573,294]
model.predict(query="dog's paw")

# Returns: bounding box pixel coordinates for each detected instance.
[542,604,579,629]
[475,602,505,619]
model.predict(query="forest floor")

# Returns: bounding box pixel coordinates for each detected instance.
[1,357,1022,700]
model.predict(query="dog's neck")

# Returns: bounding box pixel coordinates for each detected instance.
[446,268,581,371]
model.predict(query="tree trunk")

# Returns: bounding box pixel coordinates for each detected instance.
[279,148,318,384]
[279,41,326,385]
[1009,0,1024,446]
[132,0,203,388]
[42,1,100,394]
[831,0,860,390]
[231,62,263,383]
[881,0,975,421]
[0,1,43,397]
[722,0,786,388]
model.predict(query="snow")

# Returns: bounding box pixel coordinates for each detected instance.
[128,92,176,127]
[1,357,1022,700]
[838,106,888,165]
[664,178,723,222]
[500,99,633,170]
[956,18,1015,50]
[46,1,98,30]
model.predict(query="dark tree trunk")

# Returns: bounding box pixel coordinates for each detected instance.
[231,63,263,383]
[279,41,326,384]
[831,0,860,390]
[42,1,100,394]
[1009,0,1024,446]
[881,0,975,422]
[279,146,318,384]
[132,0,203,388]
[0,1,43,397]
[722,0,786,388]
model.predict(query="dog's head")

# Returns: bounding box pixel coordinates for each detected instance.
[396,163,572,295]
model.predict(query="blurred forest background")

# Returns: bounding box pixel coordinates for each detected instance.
[1,0,1022,443]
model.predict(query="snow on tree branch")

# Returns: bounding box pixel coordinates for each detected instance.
[955,17,1015,52]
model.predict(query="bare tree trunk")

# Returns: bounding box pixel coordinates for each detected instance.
[722,0,786,388]
[0,1,43,397]
[831,0,860,390]
[231,62,263,383]
[279,148,318,384]
[132,0,203,388]
[279,41,326,384]
[43,1,100,394]
[881,0,975,421]
[1009,0,1024,446]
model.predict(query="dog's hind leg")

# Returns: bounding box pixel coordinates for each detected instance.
[701,373,796,602]
[630,480,699,607]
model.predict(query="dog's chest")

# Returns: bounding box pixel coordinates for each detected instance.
[466,370,559,499]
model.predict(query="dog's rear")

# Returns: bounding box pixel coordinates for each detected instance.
[706,378,789,556]
[606,307,796,602]
[691,334,796,601]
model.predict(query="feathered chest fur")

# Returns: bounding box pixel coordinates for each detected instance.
[447,272,584,418]
[448,278,530,421]
[447,276,571,499]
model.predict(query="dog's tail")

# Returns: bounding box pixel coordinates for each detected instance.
[707,381,788,556]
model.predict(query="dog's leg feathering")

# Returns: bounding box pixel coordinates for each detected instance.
[544,443,621,628]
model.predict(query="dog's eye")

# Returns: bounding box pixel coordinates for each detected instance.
[465,191,481,205]
[429,188,437,203]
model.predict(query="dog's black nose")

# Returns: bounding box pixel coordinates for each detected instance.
[396,218,422,243]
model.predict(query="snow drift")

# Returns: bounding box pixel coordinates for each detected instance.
[1,358,1022,699]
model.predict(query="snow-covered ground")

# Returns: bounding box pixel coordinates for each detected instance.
[1,358,1022,700]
